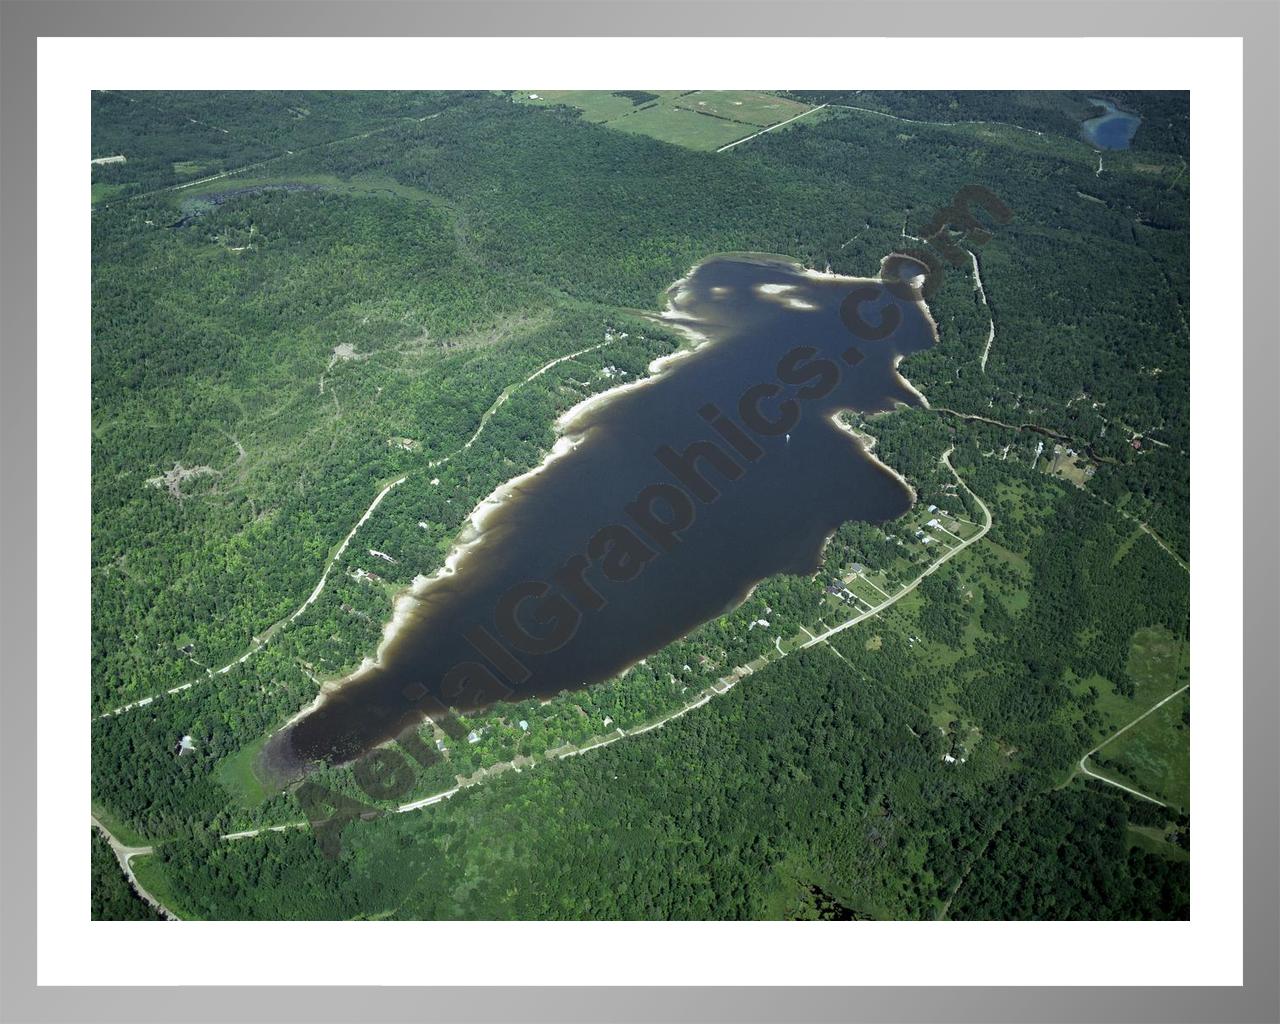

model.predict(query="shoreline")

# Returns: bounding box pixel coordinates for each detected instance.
[826,410,919,506]
[289,430,590,716]
[276,249,939,744]
[278,262,722,721]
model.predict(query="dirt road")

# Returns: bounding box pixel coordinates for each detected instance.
[91,816,177,921]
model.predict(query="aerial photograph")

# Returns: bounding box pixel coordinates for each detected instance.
[90,89,1190,922]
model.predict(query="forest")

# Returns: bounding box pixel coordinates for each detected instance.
[91,831,163,921]
[90,90,1190,921]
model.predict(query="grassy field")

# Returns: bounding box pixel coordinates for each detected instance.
[214,733,273,808]
[670,90,810,127]
[91,181,129,204]
[1092,687,1190,811]
[607,102,756,151]
[1127,625,1190,704]
[514,90,814,152]
[172,160,209,177]
[514,90,688,122]
[766,103,848,136]
[1066,625,1189,748]
[176,170,437,205]
[1127,822,1190,862]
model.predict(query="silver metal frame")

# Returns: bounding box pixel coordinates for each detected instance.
[2,2,1274,1020]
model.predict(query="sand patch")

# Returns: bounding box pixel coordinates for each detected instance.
[145,462,220,500]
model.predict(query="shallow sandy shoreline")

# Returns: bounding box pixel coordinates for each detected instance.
[282,249,939,733]
[285,262,722,717]
[893,355,932,409]
[826,410,918,505]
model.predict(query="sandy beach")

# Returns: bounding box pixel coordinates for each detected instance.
[285,264,720,714]
[826,410,919,505]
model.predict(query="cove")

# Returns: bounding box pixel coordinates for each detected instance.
[262,253,939,782]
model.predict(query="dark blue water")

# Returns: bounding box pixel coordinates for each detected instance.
[264,253,937,778]
[1081,97,1141,150]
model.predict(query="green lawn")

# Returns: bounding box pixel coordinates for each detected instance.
[214,734,273,808]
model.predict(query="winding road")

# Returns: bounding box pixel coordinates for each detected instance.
[98,340,617,721]
[91,816,176,921]
[1073,682,1190,805]
[98,475,408,719]
[429,339,613,469]
[803,448,992,650]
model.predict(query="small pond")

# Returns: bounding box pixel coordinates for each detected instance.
[1081,97,1142,151]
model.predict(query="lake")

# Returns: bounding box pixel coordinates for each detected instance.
[262,253,938,782]
[1081,97,1142,150]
